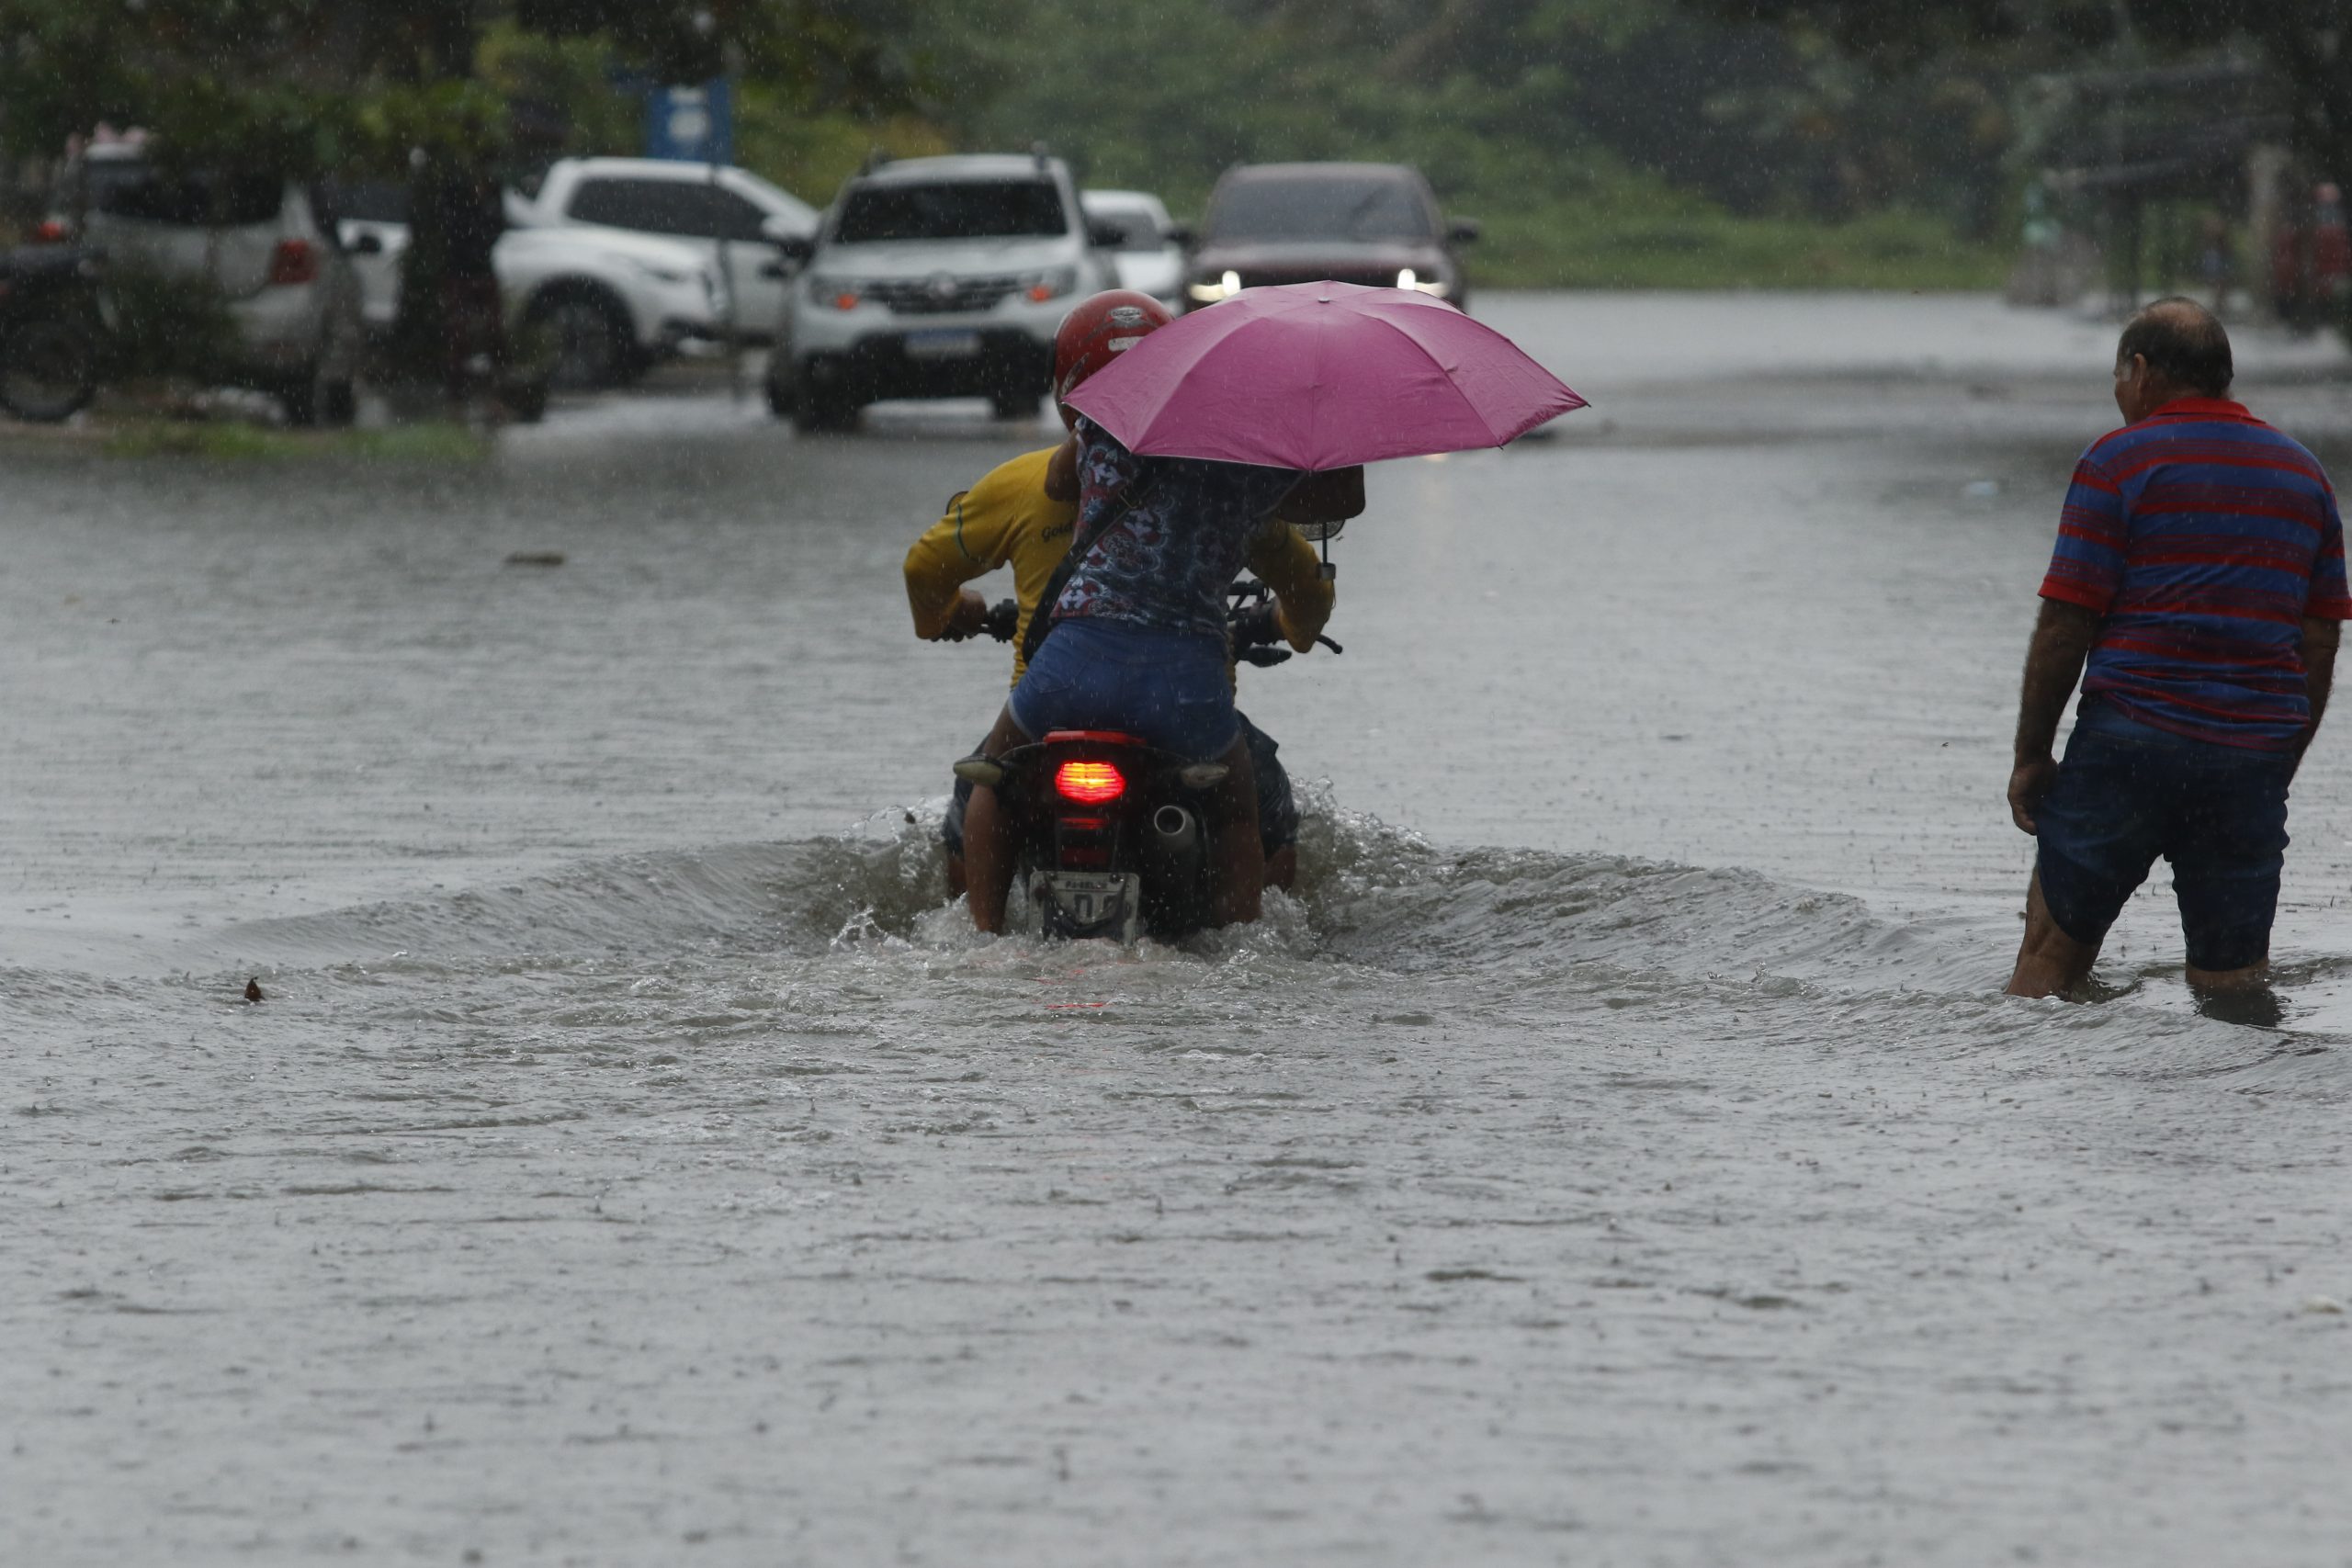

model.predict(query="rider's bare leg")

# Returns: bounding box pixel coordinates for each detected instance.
[1264,844,1296,892]
[964,706,1031,934]
[1207,734,1262,928]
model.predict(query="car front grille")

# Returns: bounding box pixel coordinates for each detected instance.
[864,274,1023,315]
[1234,267,1401,290]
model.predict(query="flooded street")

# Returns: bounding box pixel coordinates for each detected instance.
[6,293,2351,1565]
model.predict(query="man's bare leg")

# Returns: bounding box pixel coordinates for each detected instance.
[963,707,1031,934]
[2184,959,2269,993]
[1207,734,1262,928]
[1264,844,1296,892]
[2007,869,2102,998]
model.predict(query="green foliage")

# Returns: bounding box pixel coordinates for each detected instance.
[933,0,2013,287]
[104,418,492,460]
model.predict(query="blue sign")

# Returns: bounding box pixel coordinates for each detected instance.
[645,81,733,164]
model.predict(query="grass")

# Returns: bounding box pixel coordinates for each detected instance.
[101,419,493,462]
[1472,200,2010,291]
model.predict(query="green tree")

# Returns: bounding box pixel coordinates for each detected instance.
[1695,1,2352,186]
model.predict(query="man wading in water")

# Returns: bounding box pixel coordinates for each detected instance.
[2006,298,2348,998]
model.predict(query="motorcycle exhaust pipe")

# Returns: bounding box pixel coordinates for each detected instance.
[1152,804,1200,856]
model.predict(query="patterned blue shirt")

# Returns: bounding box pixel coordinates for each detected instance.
[1051,419,1304,638]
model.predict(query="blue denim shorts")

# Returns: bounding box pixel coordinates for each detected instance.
[1008,617,1239,761]
[2035,700,2295,971]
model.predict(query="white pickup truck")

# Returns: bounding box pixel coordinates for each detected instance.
[331,184,728,389]
[526,157,817,341]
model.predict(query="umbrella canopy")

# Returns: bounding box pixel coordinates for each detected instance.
[1060,280,1586,471]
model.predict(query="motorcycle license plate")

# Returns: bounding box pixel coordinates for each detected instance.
[904,329,981,358]
[1046,872,1136,931]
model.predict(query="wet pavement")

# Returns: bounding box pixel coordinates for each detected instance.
[5,293,2350,1565]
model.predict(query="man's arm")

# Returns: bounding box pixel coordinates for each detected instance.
[2008,598,2102,834]
[906,478,1020,641]
[2300,615,2340,773]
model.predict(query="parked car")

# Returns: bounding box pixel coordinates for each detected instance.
[766,152,1120,430]
[1080,188,1184,304]
[60,142,364,423]
[526,156,816,341]
[328,181,728,389]
[1182,162,1476,312]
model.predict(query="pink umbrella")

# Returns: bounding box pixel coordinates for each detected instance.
[1060,280,1586,471]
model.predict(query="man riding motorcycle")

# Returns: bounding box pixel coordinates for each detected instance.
[955,301,1364,933]
[902,289,1340,909]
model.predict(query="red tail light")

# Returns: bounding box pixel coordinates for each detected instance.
[266,239,317,287]
[1054,760,1125,804]
[32,218,70,244]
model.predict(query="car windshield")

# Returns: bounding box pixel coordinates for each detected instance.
[1208,175,1431,243]
[1086,206,1166,253]
[85,160,282,227]
[834,180,1067,243]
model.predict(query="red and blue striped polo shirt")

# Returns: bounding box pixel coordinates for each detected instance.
[2041,397,2352,750]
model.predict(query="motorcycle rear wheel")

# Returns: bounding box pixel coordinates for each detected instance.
[0,319,99,423]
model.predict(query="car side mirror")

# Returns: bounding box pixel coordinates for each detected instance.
[1165,224,1195,249]
[773,233,815,264]
[348,230,385,256]
[759,259,788,279]
[1447,217,1481,244]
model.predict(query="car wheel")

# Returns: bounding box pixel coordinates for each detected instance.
[282,367,356,429]
[763,369,796,421]
[0,319,100,423]
[528,288,633,390]
[792,381,860,434]
[498,372,550,425]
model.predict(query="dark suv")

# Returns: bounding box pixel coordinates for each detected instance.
[1182,163,1477,311]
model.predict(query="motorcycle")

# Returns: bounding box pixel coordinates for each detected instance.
[0,245,106,423]
[955,582,1340,942]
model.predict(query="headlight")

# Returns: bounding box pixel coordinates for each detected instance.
[1187,269,1243,303]
[1015,265,1078,303]
[806,274,863,310]
[628,258,691,285]
[1395,267,1449,298]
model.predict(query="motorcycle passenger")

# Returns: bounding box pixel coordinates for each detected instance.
[961,344,1364,933]
[904,290,1335,899]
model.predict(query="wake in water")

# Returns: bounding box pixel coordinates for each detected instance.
[45,784,2333,1094]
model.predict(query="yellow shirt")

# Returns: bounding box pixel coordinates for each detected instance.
[903,446,1337,688]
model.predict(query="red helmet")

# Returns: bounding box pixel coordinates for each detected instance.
[1052,290,1172,428]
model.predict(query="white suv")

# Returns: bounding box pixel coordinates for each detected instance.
[65,143,363,424]
[330,183,727,389]
[527,157,816,341]
[767,153,1118,430]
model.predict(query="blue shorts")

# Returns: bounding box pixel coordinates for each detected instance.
[1008,617,1239,761]
[2035,700,2295,972]
[944,713,1298,858]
